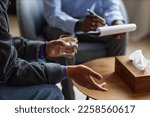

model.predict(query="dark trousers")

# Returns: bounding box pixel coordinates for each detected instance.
[0,84,64,100]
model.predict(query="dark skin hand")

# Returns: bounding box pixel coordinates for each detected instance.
[111,20,125,39]
[75,15,106,32]
[75,15,125,40]
[45,38,107,91]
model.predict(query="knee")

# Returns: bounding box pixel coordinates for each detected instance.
[0,84,64,100]
[35,84,64,100]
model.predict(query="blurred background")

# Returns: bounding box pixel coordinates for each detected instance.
[8,0,150,99]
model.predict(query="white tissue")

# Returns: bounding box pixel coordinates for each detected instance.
[129,50,149,71]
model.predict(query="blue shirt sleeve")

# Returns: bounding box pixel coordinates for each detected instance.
[43,0,125,33]
[97,0,125,25]
[43,0,78,34]
[38,42,46,60]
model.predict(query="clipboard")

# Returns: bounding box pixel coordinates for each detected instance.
[75,23,137,37]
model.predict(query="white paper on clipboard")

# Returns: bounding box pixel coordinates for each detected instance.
[97,23,137,37]
[75,23,137,37]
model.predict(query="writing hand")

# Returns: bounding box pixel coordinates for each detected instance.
[75,15,106,32]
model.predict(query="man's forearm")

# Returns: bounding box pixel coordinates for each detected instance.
[0,0,65,85]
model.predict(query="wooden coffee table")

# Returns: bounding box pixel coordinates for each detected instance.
[73,57,150,100]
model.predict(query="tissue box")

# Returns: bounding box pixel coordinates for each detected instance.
[115,56,150,93]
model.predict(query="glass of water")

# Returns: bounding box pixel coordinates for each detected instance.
[59,35,77,58]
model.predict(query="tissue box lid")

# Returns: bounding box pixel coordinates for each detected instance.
[115,56,150,93]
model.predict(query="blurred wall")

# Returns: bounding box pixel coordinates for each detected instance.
[124,0,150,41]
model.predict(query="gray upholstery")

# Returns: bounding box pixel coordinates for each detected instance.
[16,0,128,64]
[77,42,106,63]
[17,0,45,40]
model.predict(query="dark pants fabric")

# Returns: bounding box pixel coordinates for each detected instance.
[0,84,64,100]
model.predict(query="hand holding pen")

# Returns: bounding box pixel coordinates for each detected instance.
[87,9,108,27]
[75,9,107,32]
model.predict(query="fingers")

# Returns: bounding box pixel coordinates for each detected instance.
[113,33,125,40]
[84,16,106,31]
[82,65,107,91]
[87,15,106,26]
[99,82,107,87]
[61,53,75,58]
[65,41,78,53]
[92,17,106,26]
[86,66,103,80]
[90,78,107,91]
[112,20,125,40]
[58,37,78,58]
[52,40,67,46]
[61,37,78,43]
[98,82,107,91]
[57,38,78,50]
[92,71,103,80]
[73,44,78,53]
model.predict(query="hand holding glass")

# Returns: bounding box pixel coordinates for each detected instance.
[59,35,78,58]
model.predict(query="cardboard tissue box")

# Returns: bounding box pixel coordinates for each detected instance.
[115,56,150,93]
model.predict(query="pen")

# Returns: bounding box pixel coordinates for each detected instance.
[87,9,108,27]
[87,9,98,16]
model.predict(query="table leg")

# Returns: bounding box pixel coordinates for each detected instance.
[86,96,89,100]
